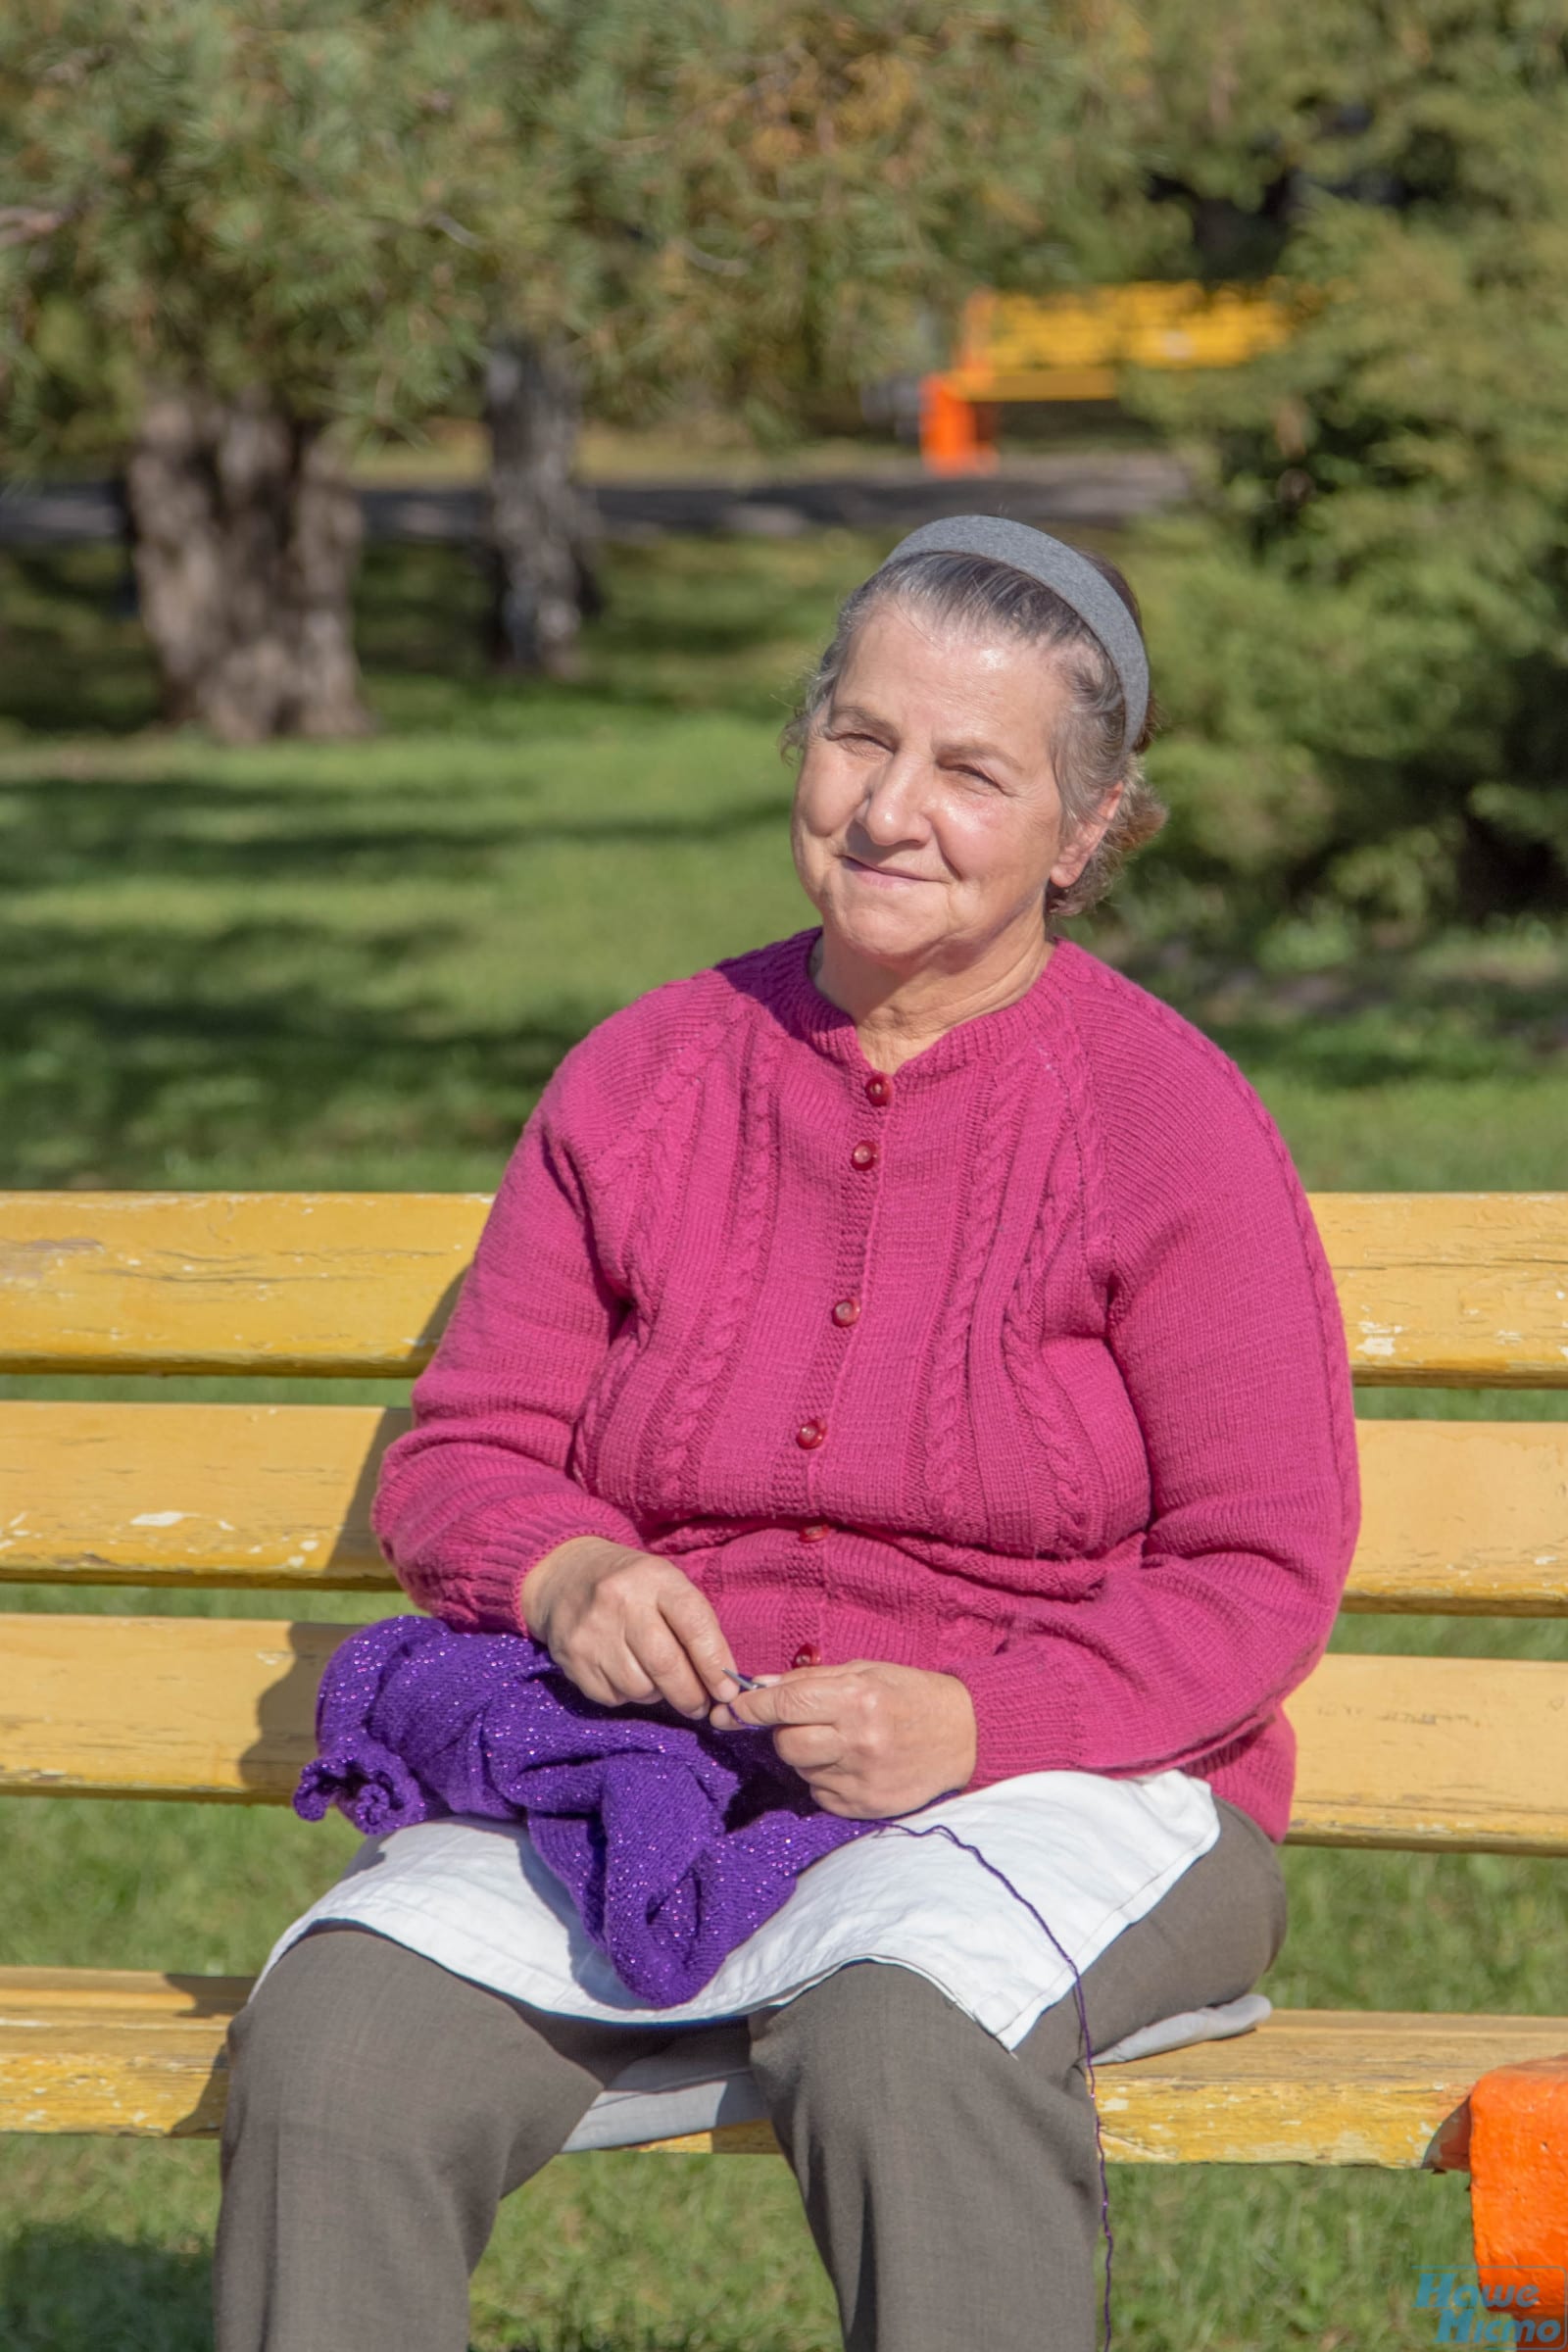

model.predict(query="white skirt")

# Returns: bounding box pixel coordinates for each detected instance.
[257,1767,1272,2149]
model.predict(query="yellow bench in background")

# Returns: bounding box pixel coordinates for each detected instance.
[2,1190,1567,2300]
[920,278,1300,472]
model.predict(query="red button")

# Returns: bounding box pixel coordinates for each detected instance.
[850,1140,879,1170]
[791,1644,821,1670]
[800,1520,832,1544]
[796,1417,827,1449]
[831,1296,860,1327]
[864,1073,892,1105]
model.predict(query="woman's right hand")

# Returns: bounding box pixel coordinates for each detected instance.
[518,1536,744,1719]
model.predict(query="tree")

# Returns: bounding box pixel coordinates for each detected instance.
[0,0,544,738]
[1107,0,1568,942]
[3,0,1152,729]
[475,0,1153,678]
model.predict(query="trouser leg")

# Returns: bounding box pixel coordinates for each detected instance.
[748,1795,1288,2352]
[214,1923,677,2352]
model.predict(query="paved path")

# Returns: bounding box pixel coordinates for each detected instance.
[0,454,1190,549]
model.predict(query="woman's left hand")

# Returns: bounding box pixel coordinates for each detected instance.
[709,1661,977,1818]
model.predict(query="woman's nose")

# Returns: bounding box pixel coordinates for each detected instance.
[858,757,931,841]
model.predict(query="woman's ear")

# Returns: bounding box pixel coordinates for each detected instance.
[1050,777,1125,890]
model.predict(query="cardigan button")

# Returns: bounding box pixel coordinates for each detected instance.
[863,1073,892,1105]
[790,1643,821,1670]
[800,1520,832,1543]
[831,1296,860,1327]
[796,1417,827,1449]
[850,1140,879,1171]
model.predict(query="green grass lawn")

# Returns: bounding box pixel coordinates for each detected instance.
[2,534,1565,2350]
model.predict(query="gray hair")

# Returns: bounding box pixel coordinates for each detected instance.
[780,547,1166,921]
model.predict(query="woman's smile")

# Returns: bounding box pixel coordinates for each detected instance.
[842,854,933,885]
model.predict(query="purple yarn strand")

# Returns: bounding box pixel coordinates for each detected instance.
[873,1819,1114,2352]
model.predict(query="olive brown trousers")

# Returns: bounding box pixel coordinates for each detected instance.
[215,1795,1286,2352]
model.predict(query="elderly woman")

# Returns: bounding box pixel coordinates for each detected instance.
[216,517,1359,2352]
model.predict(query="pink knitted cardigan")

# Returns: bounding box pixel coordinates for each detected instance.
[373,926,1360,1842]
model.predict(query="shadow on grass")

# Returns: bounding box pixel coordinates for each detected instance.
[1117,944,1568,1089]
[0,2222,798,2352]
[0,2224,213,2352]
[0,768,792,894]
[0,909,601,1183]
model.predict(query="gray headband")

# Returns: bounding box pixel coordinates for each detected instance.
[877,515,1149,756]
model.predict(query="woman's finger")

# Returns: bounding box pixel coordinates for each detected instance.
[658,1583,744,1703]
[626,1616,710,1718]
[596,1642,659,1707]
[555,1654,625,1711]
[710,1667,852,1733]
[770,1723,844,1774]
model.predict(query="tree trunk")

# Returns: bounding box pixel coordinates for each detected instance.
[484,336,597,678]
[126,387,370,743]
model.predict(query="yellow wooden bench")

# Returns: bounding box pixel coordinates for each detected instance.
[3,1190,1567,2288]
[920,278,1300,472]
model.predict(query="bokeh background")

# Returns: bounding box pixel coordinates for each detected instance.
[2,5,1566,2346]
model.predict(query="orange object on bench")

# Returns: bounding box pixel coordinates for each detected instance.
[1471,2056,1568,2328]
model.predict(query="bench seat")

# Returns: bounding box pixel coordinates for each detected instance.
[3,1967,1564,2167]
[4,1190,1566,2288]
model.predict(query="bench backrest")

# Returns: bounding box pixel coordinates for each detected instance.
[943,280,1300,402]
[3,1192,1566,1852]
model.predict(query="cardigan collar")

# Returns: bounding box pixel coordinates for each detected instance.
[763,923,1081,1088]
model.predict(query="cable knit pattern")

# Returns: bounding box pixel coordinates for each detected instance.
[372,926,1361,1841]
[649,1020,787,1513]
[920,1036,1034,1534]
[1000,1196,1095,1563]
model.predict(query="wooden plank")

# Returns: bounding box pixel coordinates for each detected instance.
[3,1620,1567,1852]
[0,1401,407,1588]
[0,1967,254,2019]
[3,1972,1565,2162]
[2,1192,1567,1383]
[0,1616,351,1799]
[5,1404,1567,1611]
[0,1192,489,1376]
[1312,1193,1568,1386]
[947,282,1297,398]
[1287,1654,1568,1853]
[1344,1419,1568,1614]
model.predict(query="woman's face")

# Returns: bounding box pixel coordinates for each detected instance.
[791,600,1122,970]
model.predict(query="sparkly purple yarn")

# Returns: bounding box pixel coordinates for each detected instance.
[294,1616,872,2005]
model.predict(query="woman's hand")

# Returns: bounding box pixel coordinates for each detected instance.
[709,1660,978,1818]
[518,1537,743,1718]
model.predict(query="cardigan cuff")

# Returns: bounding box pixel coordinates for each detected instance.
[948,1648,1085,1792]
[475,1497,648,1636]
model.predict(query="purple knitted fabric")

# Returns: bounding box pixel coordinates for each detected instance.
[294,1615,873,2005]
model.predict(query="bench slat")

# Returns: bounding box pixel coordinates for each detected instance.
[0,1616,348,1799]
[0,1402,405,1589]
[5,1402,1567,1611]
[2,1618,1565,1850]
[3,1192,1567,1382]
[2,1969,1564,2163]
[0,1193,488,1376]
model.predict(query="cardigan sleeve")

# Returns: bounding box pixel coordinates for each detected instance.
[950,1017,1360,1800]
[370,1061,647,1632]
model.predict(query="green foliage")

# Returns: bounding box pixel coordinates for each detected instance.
[1113,0,1568,944]
[0,0,550,454]
[0,0,1138,460]
[520,0,1139,440]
